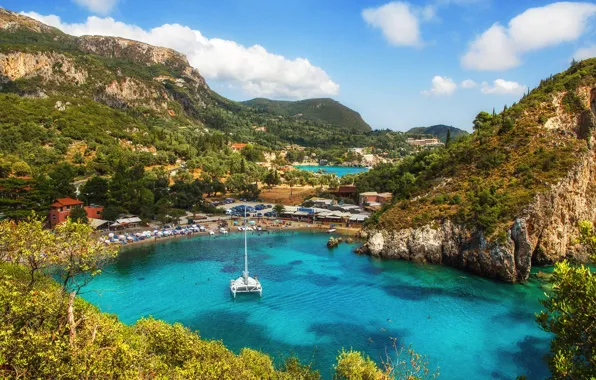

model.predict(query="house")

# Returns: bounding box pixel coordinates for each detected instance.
[230,143,248,152]
[358,192,393,208]
[406,138,445,148]
[110,216,142,229]
[49,198,104,228]
[309,198,336,209]
[331,185,357,198]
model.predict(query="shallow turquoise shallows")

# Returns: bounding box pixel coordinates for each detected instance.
[81,232,551,379]
[293,165,369,177]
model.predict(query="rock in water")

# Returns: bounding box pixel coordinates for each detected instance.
[327,237,339,248]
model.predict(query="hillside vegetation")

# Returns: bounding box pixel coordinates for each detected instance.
[242,98,372,133]
[358,58,596,240]
[406,125,468,142]
[0,8,412,177]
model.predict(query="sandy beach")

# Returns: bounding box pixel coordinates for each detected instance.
[109,218,364,249]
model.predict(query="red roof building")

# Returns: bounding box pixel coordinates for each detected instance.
[49,197,104,228]
[230,143,248,152]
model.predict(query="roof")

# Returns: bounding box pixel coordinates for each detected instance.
[50,197,84,208]
[231,143,247,149]
[377,193,393,198]
[360,192,378,196]
[115,217,142,224]
[89,219,109,229]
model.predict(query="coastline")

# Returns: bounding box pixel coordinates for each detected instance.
[114,220,363,250]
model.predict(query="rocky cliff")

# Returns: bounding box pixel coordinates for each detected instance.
[0,8,211,120]
[360,81,596,283]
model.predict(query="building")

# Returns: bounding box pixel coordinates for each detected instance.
[358,192,393,208]
[230,143,248,152]
[49,198,104,228]
[330,185,357,198]
[309,197,336,209]
[110,216,142,229]
[406,138,445,148]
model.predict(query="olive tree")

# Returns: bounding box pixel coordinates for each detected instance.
[537,220,596,379]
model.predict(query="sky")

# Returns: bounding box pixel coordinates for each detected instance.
[2,0,596,131]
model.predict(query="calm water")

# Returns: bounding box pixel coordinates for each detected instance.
[81,232,551,379]
[294,165,369,177]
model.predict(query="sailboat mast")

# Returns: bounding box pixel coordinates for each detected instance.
[244,208,248,281]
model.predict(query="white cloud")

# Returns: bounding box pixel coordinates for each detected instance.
[461,79,477,88]
[480,79,527,95]
[462,2,596,71]
[20,12,339,99]
[573,45,596,60]
[421,76,457,96]
[72,0,118,15]
[362,2,424,46]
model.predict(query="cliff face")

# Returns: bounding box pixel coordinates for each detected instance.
[360,84,596,283]
[0,8,211,120]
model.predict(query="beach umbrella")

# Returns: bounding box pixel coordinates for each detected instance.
[108,233,114,238]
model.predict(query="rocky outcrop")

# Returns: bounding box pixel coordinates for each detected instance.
[0,52,87,85]
[360,86,596,283]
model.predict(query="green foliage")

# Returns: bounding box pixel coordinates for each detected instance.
[562,91,585,114]
[10,161,31,177]
[68,205,88,224]
[273,204,285,215]
[537,221,596,379]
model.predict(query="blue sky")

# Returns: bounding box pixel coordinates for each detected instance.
[3,0,596,131]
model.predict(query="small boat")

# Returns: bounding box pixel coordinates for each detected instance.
[208,230,215,236]
[327,228,336,233]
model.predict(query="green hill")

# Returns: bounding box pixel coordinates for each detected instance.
[242,98,372,133]
[357,58,596,281]
[406,124,468,142]
[0,7,408,177]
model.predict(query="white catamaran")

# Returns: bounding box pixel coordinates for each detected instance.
[230,209,262,298]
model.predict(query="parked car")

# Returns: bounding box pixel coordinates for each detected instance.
[256,213,263,217]
[255,204,265,211]
[266,204,272,208]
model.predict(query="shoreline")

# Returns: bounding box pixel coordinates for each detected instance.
[114,221,363,250]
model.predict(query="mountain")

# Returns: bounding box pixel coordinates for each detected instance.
[406,124,468,142]
[0,7,408,177]
[242,98,372,133]
[357,58,596,283]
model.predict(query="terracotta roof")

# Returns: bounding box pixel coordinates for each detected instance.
[231,143,247,149]
[50,197,83,208]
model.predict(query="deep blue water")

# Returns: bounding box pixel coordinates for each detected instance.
[294,165,369,177]
[81,232,551,379]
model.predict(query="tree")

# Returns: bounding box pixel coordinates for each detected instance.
[537,220,596,379]
[264,169,280,188]
[0,159,11,178]
[102,205,122,221]
[69,206,88,224]
[11,161,31,177]
[1,215,55,288]
[473,111,493,133]
[445,129,451,146]
[273,204,285,215]
[48,163,76,198]
[80,176,109,205]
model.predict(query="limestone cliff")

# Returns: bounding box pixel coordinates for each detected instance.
[360,82,596,283]
[0,8,211,120]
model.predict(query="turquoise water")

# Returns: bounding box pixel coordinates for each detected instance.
[81,232,551,379]
[294,165,369,177]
